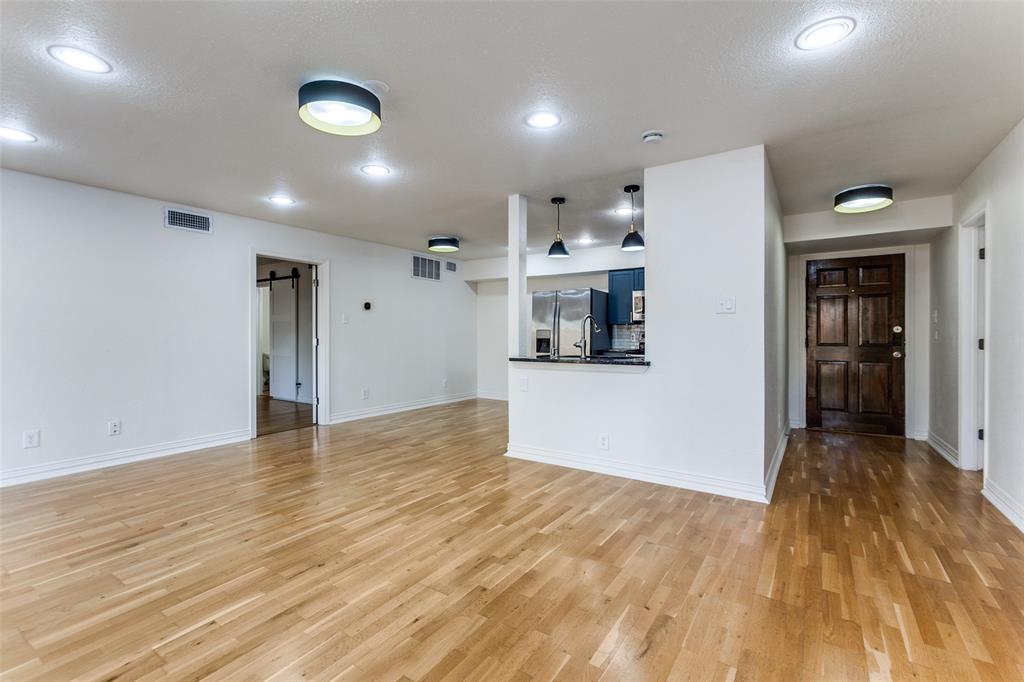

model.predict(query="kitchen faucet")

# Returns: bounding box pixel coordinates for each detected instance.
[574,314,600,358]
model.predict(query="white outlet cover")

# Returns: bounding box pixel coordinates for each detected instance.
[715,296,737,314]
[519,376,529,392]
[598,433,609,450]
[22,429,40,448]
[361,388,370,400]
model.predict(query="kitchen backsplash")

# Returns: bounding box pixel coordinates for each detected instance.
[610,324,644,351]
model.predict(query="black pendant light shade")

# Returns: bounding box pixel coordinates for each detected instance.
[298,80,382,136]
[428,236,460,253]
[620,184,645,251]
[547,197,569,258]
[833,184,893,213]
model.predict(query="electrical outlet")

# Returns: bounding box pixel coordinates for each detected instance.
[598,433,609,450]
[715,296,737,314]
[519,376,529,392]
[361,388,370,400]
[342,314,350,325]
[442,378,448,390]
[22,429,40,449]
[107,420,121,436]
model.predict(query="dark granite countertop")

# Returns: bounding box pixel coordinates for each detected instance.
[509,356,650,366]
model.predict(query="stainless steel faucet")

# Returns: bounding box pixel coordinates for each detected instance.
[574,314,600,358]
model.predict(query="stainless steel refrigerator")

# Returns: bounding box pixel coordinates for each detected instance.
[531,288,610,358]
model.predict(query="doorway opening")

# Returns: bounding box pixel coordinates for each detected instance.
[255,256,318,436]
[958,208,987,471]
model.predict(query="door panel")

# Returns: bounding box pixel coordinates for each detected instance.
[807,254,905,435]
[269,280,297,401]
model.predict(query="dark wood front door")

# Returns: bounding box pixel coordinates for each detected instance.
[806,254,905,435]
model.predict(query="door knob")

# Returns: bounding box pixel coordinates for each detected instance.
[892,350,903,358]
[892,325,903,333]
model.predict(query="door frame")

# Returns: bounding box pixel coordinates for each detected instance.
[788,244,930,438]
[957,205,988,472]
[249,247,331,438]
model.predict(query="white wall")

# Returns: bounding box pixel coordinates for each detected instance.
[953,119,1024,531]
[763,158,788,492]
[928,227,959,457]
[0,170,477,484]
[508,145,778,502]
[475,272,610,400]
[258,260,314,403]
[463,244,643,282]
[784,195,953,246]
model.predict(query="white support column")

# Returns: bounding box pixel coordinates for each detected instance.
[508,194,529,358]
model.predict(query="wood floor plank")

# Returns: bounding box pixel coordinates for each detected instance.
[2,400,1023,681]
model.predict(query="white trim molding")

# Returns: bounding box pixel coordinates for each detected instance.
[956,206,988,472]
[982,479,1024,534]
[764,432,789,503]
[0,429,251,488]
[476,391,510,401]
[926,432,959,468]
[506,444,774,504]
[330,393,476,424]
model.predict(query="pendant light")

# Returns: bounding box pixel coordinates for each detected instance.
[620,184,645,251]
[547,197,569,258]
[834,184,893,213]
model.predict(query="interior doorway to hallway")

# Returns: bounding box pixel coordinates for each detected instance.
[256,256,318,436]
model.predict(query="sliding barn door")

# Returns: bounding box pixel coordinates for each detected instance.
[806,254,905,435]
[269,279,298,401]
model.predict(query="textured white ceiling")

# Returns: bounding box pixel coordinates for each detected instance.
[1,1,1021,258]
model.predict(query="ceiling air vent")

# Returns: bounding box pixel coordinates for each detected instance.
[412,254,441,281]
[164,206,212,234]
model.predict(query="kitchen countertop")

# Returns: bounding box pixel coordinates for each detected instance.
[509,356,650,366]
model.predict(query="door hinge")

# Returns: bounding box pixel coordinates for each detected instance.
[978,428,984,441]
[978,338,985,350]
[313,278,319,287]
[979,248,985,260]
[314,337,319,347]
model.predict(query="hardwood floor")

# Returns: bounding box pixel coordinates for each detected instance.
[1,400,1022,681]
[256,394,314,436]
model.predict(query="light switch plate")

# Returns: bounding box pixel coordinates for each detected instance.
[716,296,737,314]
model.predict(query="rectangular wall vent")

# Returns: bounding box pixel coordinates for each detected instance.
[446,261,457,272]
[164,207,212,234]
[412,254,441,281]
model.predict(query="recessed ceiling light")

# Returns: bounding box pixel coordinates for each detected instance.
[298,80,381,136]
[525,111,561,129]
[428,236,460,253]
[47,45,112,73]
[795,17,856,50]
[361,164,391,176]
[0,127,38,143]
[268,194,296,206]
[834,184,893,213]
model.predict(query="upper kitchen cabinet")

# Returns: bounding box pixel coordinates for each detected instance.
[608,267,644,324]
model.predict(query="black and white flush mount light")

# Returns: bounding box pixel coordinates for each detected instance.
[298,80,381,136]
[833,184,893,214]
[620,184,645,252]
[428,236,460,253]
[547,197,569,258]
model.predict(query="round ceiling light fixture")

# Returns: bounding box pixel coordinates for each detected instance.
[833,184,893,213]
[360,164,391,176]
[47,45,112,73]
[268,194,296,206]
[620,184,645,252]
[298,80,381,136]
[525,111,561,129]
[547,197,569,258]
[0,126,38,143]
[428,236,460,253]
[641,130,664,144]
[795,17,856,50]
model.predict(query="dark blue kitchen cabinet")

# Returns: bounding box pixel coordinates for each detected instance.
[608,268,644,324]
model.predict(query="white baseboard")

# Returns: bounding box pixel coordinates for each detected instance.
[329,392,476,424]
[926,432,959,467]
[982,479,1024,534]
[506,443,771,504]
[0,429,251,488]
[764,432,789,503]
[476,391,509,401]
[789,419,806,430]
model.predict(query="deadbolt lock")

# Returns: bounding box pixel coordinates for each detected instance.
[892,350,903,358]
[893,325,903,333]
